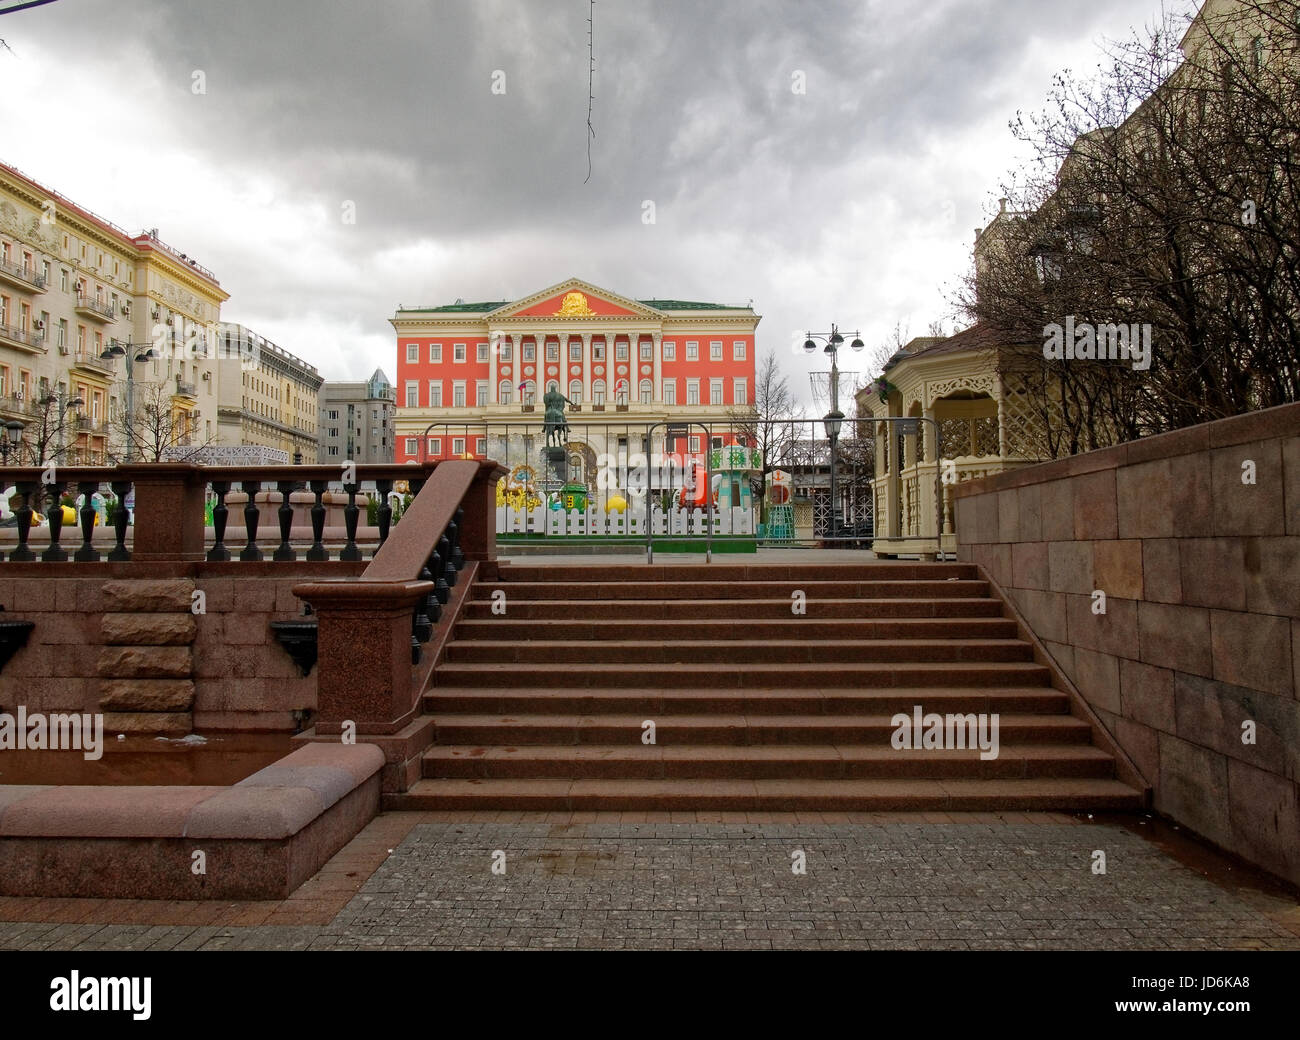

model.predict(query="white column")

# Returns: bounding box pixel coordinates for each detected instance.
[510,332,523,403]
[487,327,498,406]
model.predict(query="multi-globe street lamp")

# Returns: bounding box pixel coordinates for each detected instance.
[100,340,157,463]
[803,325,863,538]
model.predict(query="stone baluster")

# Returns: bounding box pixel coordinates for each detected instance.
[240,480,263,562]
[107,481,131,562]
[74,481,101,562]
[306,479,329,562]
[434,534,452,604]
[376,478,394,554]
[207,481,231,562]
[450,506,466,571]
[340,482,362,562]
[274,480,297,562]
[422,555,441,624]
[41,479,68,562]
[10,482,36,562]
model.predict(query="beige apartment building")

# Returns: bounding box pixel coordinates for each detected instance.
[216,323,323,463]
[0,161,228,463]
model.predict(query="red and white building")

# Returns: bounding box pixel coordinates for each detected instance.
[390,278,759,489]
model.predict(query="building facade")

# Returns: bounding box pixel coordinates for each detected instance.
[0,160,228,463]
[216,323,323,462]
[318,368,396,464]
[391,278,759,497]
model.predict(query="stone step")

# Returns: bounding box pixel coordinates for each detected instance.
[452,617,1021,641]
[424,686,1069,716]
[426,712,1092,746]
[470,579,990,601]
[431,660,1053,689]
[421,743,1118,781]
[445,637,1035,666]
[459,597,1007,620]
[492,563,980,583]
[387,777,1145,812]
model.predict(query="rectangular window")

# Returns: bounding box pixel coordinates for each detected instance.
[476,437,487,456]
[640,341,652,361]
[593,341,605,361]
[545,340,558,362]
[406,343,418,363]
[663,379,676,405]
[687,379,700,405]
[689,435,701,453]
[710,341,723,361]
[615,340,629,361]
[499,342,512,362]
[523,341,535,362]
[428,381,442,407]
[452,437,465,455]
[405,382,418,407]
[428,437,441,454]
[453,382,466,408]
[569,341,581,361]
[710,379,723,405]
[663,341,675,361]
[477,342,488,362]
[476,381,488,407]
[733,340,747,360]
[60,269,69,293]
[404,437,418,456]
[733,378,747,406]
[429,343,442,363]
[686,341,699,361]
[453,343,467,362]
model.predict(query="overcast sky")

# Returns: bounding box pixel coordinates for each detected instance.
[0,0,1196,409]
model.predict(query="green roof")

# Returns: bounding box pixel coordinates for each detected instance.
[397,301,508,313]
[638,299,744,311]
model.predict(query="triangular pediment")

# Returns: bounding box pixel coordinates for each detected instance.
[487,279,664,321]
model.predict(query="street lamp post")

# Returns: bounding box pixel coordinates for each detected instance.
[803,324,863,538]
[0,420,24,465]
[100,340,156,463]
[40,387,85,462]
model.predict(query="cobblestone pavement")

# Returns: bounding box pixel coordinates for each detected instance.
[1,818,1297,950]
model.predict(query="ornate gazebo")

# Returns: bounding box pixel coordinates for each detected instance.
[857,326,1048,558]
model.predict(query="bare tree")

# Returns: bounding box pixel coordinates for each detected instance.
[728,346,797,495]
[104,381,217,463]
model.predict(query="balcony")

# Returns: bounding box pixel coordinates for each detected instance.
[74,416,108,435]
[0,394,40,419]
[70,351,116,377]
[0,323,47,354]
[174,379,198,399]
[0,258,47,293]
[74,294,115,323]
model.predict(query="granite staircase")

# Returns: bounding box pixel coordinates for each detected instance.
[390,562,1145,811]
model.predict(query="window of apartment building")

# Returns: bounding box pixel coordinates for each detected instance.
[733,378,747,406]
[60,269,69,293]
[640,379,652,404]
[94,330,102,354]
[428,381,442,407]
[0,366,7,396]
[76,325,85,352]
[476,437,487,456]
[615,340,629,361]
[453,382,466,407]
[663,379,676,405]
[477,342,489,363]
[662,341,675,361]
[592,340,605,361]
[689,435,701,452]
[406,343,418,363]
[592,380,606,406]
[568,379,582,403]
[405,381,418,407]
[499,380,512,405]
[710,379,723,405]
[686,341,699,361]
[569,341,581,362]
[41,260,50,284]
[453,343,466,363]
[428,437,441,455]
[429,343,442,363]
[640,341,652,361]
[0,296,6,326]
[710,341,723,361]
[733,340,746,361]
[0,242,7,264]
[523,341,535,362]
[687,379,700,405]
[452,437,465,455]
[476,381,488,407]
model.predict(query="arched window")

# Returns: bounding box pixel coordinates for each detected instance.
[640,379,653,404]
[592,379,607,405]
[615,380,628,405]
[568,379,583,404]
[546,380,559,394]
[521,380,536,404]
[499,380,513,405]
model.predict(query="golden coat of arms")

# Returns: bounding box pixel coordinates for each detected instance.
[553,291,597,317]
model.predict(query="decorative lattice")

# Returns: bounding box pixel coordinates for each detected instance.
[938,417,970,458]
[972,416,1000,457]
[999,374,1064,461]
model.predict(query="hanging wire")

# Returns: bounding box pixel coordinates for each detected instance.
[585,0,596,183]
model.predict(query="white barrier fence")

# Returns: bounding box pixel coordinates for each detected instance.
[496,505,756,536]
